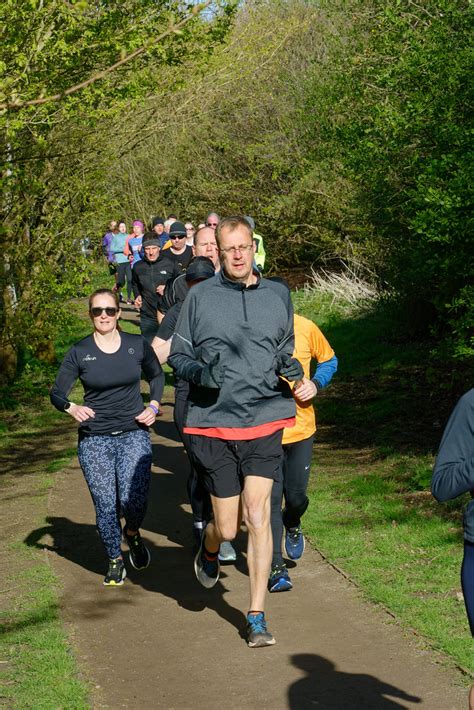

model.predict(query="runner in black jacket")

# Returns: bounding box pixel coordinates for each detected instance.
[132,232,180,342]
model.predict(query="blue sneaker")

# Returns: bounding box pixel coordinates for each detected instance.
[194,533,220,588]
[218,541,237,563]
[246,612,276,648]
[268,564,293,593]
[285,525,305,560]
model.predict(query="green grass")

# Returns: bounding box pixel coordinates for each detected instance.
[296,287,473,674]
[1,564,90,709]
[305,455,472,671]
[0,266,149,709]
[0,279,109,708]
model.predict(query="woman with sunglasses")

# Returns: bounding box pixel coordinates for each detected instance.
[50,288,164,586]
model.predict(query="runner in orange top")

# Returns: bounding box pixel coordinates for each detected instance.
[269,313,338,592]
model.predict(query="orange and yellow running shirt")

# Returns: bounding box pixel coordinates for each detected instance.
[282,314,335,445]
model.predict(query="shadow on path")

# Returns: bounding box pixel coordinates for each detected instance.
[288,654,421,709]
[24,404,248,638]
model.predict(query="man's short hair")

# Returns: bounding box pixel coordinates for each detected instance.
[216,216,252,247]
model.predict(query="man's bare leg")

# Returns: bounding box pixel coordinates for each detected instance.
[241,475,274,613]
[204,494,241,552]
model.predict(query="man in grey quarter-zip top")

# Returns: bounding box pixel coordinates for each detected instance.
[169,215,303,647]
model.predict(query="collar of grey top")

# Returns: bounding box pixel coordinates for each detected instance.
[218,269,261,291]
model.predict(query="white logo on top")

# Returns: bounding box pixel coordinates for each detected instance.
[83,354,97,361]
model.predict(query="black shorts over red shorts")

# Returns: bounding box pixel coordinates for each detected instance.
[189,430,283,498]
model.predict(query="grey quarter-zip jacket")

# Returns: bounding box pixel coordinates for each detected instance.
[168,270,296,429]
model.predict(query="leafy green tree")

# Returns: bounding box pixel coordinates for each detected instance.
[0,0,235,381]
[321,0,473,359]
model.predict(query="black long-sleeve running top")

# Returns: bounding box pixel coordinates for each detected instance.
[50,331,164,436]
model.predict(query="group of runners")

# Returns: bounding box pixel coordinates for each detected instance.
[51,211,473,651]
[51,212,338,648]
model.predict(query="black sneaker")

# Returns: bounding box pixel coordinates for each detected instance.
[103,558,126,586]
[123,527,151,570]
[246,612,276,648]
[194,532,220,588]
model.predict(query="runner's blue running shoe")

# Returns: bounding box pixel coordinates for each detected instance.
[285,525,305,560]
[246,612,276,648]
[268,564,293,593]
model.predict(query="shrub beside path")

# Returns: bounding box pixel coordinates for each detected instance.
[37,395,470,710]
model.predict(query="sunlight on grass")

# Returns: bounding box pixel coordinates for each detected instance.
[1,564,90,709]
[297,285,472,674]
[305,453,472,673]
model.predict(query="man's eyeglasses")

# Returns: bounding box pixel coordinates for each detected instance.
[90,307,118,317]
[219,244,253,255]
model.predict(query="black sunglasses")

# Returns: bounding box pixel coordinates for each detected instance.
[170,234,186,239]
[90,307,118,317]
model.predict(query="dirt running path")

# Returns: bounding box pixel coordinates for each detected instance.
[32,393,468,710]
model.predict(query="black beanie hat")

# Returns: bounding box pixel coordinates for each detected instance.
[185,257,215,282]
[169,221,187,237]
[152,216,164,228]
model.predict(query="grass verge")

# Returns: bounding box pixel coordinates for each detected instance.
[1,560,90,709]
[0,262,115,709]
[295,285,473,675]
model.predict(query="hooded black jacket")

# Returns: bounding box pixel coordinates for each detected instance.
[132,253,180,320]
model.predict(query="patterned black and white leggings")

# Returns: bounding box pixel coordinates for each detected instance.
[78,429,152,559]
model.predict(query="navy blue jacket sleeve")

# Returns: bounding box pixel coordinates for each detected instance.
[431,389,474,502]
